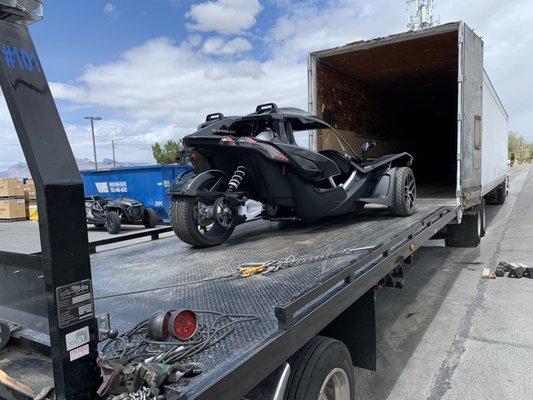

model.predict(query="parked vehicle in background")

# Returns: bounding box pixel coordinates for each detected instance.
[85,196,158,234]
[81,164,193,223]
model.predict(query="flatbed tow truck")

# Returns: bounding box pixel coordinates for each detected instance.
[0,4,508,400]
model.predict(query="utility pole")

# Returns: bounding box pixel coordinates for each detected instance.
[84,116,102,171]
[112,140,116,167]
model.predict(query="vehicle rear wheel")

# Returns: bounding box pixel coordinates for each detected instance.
[105,211,121,234]
[285,336,355,400]
[170,179,236,247]
[390,166,416,216]
[143,207,158,228]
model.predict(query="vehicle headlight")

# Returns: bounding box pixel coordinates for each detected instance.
[0,0,43,24]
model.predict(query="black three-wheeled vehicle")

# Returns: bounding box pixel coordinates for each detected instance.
[85,196,159,234]
[169,104,416,247]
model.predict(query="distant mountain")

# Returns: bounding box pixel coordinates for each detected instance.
[0,158,150,178]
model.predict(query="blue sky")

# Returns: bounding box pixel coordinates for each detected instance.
[1,0,532,170]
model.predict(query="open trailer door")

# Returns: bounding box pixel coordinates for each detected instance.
[458,22,484,206]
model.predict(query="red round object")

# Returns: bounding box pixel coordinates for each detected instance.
[168,310,198,340]
[190,152,199,162]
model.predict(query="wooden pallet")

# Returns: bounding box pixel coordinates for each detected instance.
[0,217,27,222]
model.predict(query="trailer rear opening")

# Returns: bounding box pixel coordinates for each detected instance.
[312,28,459,199]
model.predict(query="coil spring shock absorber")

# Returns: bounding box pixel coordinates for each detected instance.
[228,166,246,192]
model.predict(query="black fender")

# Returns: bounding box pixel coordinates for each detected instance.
[167,169,226,196]
[358,166,400,206]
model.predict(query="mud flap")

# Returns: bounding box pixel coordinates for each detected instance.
[319,289,376,370]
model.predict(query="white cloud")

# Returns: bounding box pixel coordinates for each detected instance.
[186,0,262,35]
[103,3,117,18]
[50,37,303,126]
[3,0,533,171]
[202,37,253,55]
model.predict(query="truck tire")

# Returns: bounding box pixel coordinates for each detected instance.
[390,167,416,216]
[480,198,486,237]
[486,180,507,205]
[0,321,10,351]
[143,208,158,229]
[285,336,355,400]
[445,208,481,247]
[105,211,121,234]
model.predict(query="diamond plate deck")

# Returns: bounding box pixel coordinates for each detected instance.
[91,199,456,399]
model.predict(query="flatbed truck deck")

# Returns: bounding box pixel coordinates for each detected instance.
[1,199,458,399]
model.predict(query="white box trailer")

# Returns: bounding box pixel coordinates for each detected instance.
[308,21,509,214]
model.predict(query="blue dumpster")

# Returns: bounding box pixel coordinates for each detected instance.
[81,164,193,223]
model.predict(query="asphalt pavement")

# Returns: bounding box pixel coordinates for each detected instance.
[356,164,533,400]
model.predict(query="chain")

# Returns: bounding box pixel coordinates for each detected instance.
[259,245,376,274]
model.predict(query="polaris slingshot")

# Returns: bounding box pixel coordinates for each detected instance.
[169,103,416,247]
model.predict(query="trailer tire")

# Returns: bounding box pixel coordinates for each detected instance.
[285,336,355,400]
[105,211,121,234]
[0,321,10,351]
[143,208,158,229]
[445,208,481,247]
[494,180,507,204]
[390,167,416,216]
[486,180,507,205]
[480,198,486,237]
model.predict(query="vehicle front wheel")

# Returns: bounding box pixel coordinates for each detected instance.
[171,193,236,247]
[285,336,355,400]
[105,211,121,234]
[143,208,159,229]
[390,166,416,216]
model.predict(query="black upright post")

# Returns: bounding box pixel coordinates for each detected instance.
[0,21,99,399]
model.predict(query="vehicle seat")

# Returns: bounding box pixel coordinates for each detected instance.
[256,130,275,141]
[318,149,354,176]
[274,143,341,181]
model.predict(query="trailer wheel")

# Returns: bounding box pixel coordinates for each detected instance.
[105,211,121,234]
[390,167,416,216]
[445,207,481,247]
[494,180,507,204]
[285,336,354,400]
[486,180,507,205]
[0,321,10,351]
[143,208,158,229]
[480,198,486,237]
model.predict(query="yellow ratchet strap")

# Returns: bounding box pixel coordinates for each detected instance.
[239,263,268,277]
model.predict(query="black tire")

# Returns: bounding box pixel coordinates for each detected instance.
[486,180,507,205]
[105,211,121,234]
[0,321,10,351]
[445,208,481,247]
[143,208,158,229]
[93,223,105,228]
[285,336,355,400]
[390,166,416,216]
[480,198,486,237]
[170,176,237,247]
[495,180,507,204]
